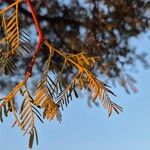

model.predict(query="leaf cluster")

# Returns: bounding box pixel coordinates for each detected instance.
[2,0,146,149]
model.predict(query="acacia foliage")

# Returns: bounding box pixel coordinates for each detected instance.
[0,0,123,148]
[0,0,149,148]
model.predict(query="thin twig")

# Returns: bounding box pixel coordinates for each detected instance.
[25,0,44,77]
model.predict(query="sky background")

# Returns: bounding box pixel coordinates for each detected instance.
[0,7,150,150]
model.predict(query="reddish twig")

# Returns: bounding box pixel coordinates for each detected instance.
[25,0,44,77]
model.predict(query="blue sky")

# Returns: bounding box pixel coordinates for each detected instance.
[0,12,150,150]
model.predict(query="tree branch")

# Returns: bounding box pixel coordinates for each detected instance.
[25,0,44,77]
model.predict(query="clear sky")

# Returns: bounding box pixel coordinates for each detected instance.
[0,28,150,150]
